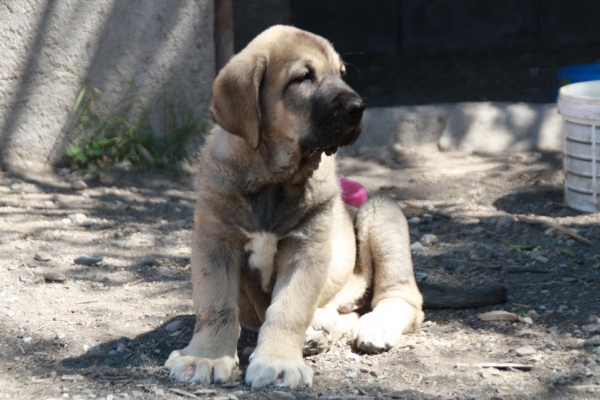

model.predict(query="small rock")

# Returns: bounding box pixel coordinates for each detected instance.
[131,391,143,399]
[534,255,549,263]
[469,253,479,261]
[588,315,600,324]
[23,337,32,343]
[586,362,600,374]
[10,183,22,191]
[420,233,439,246]
[130,187,140,193]
[165,320,183,332]
[496,215,516,230]
[68,213,88,223]
[115,160,133,171]
[346,352,360,361]
[3,296,18,303]
[195,390,217,396]
[56,332,66,340]
[34,252,52,261]
[70,180,88,190]
[593,347,600,355]
[527,310,539,319]
[516,329,533,337]
[544,227,555,236]
[106,395,114,400]
[547,326,559,334]
[408,217,420,225]
[345,371,358,379]
[242,346,255,356]
[515,346,537,356]
[267,391,296,400]
[539,305,547,311]
[58,168,71,176]
[74,255,103,265]
[477,311,518,322]
[89,345,103,354]
[582,324,600,333]
[519,317,534,325]
[436,343,446,351]
[410,242,425,253]
[44,272,67,283]
[0,236,11,245]
[415,272,428,282]
[83,344,90,352]
[423,203,435,212]
[585,336,600,346]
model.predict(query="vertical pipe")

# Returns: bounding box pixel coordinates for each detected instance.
[593,124,597,210]
[215,0,234,72]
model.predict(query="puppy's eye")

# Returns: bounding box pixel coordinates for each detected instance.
[293,71,312,83]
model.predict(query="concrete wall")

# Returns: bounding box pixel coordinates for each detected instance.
[0,0,215,171]
[341,102,563,157]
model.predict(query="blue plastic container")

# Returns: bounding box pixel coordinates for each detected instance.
[555,63,600,100]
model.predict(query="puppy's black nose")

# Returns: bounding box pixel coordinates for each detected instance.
[344,98,365,122]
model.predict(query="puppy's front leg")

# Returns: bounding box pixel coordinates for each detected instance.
[245,214,331,389]
[165,231,241,384]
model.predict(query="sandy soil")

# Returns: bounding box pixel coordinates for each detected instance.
[1,149,599,400]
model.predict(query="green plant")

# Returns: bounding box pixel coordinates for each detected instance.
[64,73,208,171]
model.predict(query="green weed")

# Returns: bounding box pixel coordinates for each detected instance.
[64,73,208,171]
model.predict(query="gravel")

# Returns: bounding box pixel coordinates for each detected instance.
[1,152,599,399]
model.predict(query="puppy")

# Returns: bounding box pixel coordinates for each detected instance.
[165,25,505,389]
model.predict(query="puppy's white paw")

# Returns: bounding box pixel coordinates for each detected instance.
[303,308,336,355]
[353,299,420,353]
[165,349,237,384]
[245,352,313,388]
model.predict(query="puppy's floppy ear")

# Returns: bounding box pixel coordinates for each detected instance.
[210,55,267,150]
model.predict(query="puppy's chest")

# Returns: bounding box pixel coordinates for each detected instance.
[243,231,278,293]
[240,184,302,293]
[244,184,301,231]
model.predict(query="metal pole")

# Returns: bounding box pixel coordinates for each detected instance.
[215,0,234,72]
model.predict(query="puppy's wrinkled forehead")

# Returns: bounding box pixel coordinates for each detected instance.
[245,25,342,74]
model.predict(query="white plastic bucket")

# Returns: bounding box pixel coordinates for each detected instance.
[558,80,600,213]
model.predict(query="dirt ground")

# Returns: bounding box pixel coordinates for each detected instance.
[1,146,599,400]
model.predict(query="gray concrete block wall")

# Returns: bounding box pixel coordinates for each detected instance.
[233,0,290,52]
[401,0,539,54]
[0,0,215,171]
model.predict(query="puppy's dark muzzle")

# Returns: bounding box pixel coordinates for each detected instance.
[301,76,365,156]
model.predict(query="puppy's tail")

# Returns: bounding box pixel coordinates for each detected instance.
[418,283,507,309]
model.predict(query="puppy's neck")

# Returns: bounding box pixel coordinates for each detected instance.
[209,128,325,191]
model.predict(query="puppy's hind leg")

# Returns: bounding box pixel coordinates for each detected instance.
[352,197,424,352]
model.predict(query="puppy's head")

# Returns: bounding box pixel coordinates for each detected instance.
[210,25,364,158]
